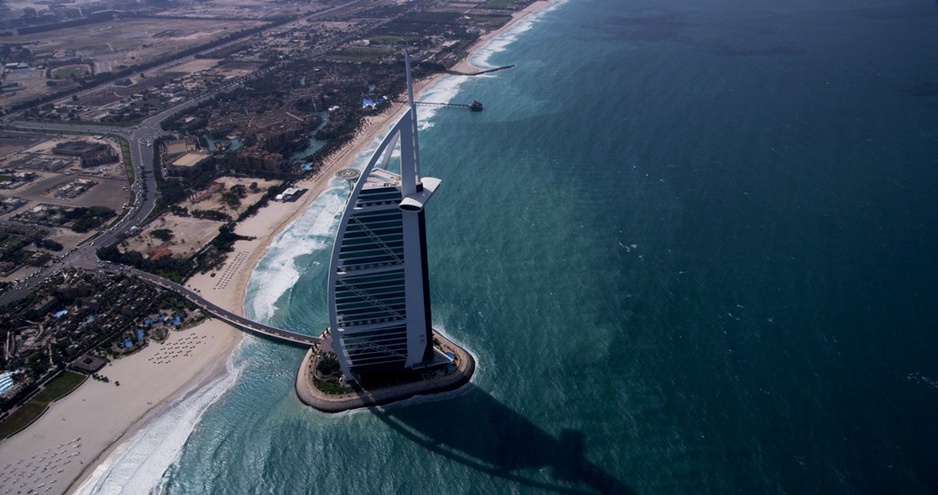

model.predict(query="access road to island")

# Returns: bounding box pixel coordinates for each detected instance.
[126,267,319,347]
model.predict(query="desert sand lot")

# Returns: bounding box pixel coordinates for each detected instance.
[1,134,131,223]
[1,17,263,107]
[124,213,224,259]
[8,18,262,57]
[178,177,279,217]
[0,132,45,158]
[168,59,221,75]
[122,177,279,258]
[6,173,127,211]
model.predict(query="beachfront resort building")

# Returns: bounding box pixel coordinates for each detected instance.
[326,58,445,382]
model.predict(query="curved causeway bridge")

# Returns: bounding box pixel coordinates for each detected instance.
[128,268,320,348]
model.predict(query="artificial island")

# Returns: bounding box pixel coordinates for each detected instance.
[295,56,474,413]
[0,0,546,490]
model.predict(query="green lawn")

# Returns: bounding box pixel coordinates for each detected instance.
[33,371,86,402]
[323,46,397,63]
[53,66,89,79]
[119,137,136,184]
[0,371,87,439]
[368,36,416,45]
[484,0,516,9]
[0,402,48,439]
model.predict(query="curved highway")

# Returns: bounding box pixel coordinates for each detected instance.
[0,0,374,332]
[1,100,321,346]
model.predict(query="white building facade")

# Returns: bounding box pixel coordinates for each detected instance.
[327,60,441,381]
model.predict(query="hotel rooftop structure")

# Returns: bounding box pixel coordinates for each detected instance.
[327,57,445,383]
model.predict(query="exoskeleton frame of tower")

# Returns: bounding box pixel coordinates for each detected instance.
[327,54,442,383]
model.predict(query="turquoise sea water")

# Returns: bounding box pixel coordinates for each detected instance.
[79,0,938,493]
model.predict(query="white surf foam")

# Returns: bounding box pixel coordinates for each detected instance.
[73,356,245,495]
[471,0,564,69]
[245,125,402,323]
[414,76,473,128]
[246,187,347,323]
[246,107,459,323]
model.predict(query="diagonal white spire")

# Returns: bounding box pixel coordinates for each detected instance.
[403,50,421,186]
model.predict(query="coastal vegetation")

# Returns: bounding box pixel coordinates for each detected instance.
[150,229,174,242]
[66,206,115,233]
[312,378,351,396]
[191,209,231,222]
[33,238,64,252]
[313,352,352,395]
[0,268,205,420]
[0,0,536,444]
[0,371,85,439]
[96,244,190,281]
[212,224,254,253]
[236,183,286,221]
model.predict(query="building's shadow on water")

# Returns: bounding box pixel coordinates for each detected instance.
[368,385,635,494]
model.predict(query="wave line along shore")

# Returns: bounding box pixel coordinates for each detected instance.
[0,3,553,494]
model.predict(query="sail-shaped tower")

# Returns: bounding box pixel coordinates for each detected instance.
[327,55,442,382]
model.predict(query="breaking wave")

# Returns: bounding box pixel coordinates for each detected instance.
[73,356,245,495]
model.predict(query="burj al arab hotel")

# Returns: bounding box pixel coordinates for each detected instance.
[326,56,447,383]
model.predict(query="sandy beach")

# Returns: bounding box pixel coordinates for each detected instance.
[450,0,551,74]
[186,0,554,315]
[0,320,240,495]
[0,2,552,494]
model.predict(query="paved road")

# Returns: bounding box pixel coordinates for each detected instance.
[0,89,228,304]
[0,0,374,329]
[0,117,162,305]
[0,77,319,345]
[0,113,318,347]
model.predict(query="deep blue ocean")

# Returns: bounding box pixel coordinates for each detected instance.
[79,0,938,493]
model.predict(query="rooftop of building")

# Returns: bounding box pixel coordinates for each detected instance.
[362,167,401,190]
[163,140,189,157]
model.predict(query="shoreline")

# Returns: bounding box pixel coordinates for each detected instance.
[229,0,555,314]
[188,0,555,340]
[68,330,243,494]
[450,0,552,74]
[296,330,475,413]
[0,319,242,495]
[0,2,553,493]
